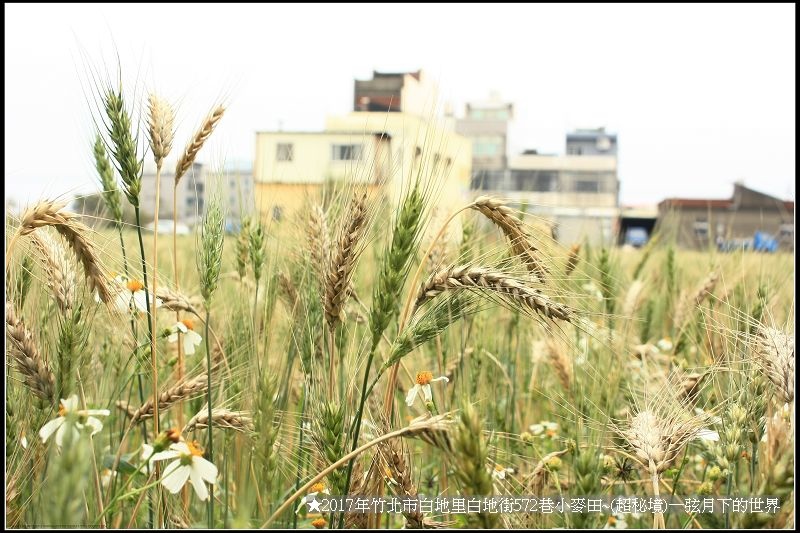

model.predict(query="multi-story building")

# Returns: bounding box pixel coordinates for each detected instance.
[455,92,513,190]
[140,162,254,227]
[353,70,438,116]
[470,128,620,245]
[566,127,618,156]
[658,183,794,250]
[254,111,471,220]
[255,70,471,222]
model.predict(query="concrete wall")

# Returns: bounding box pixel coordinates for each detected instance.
[455,118,508,171]
[507,154,618,206]
[254,131,385,186]
[658,206,794,250]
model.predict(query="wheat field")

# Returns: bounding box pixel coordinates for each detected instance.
[4,75,794,530]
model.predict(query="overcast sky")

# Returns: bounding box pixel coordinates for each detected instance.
[5,3,796,206]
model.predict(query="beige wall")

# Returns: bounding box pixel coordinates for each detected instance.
[324,112,472,212]
[254,132,385,186]
[255,112,472,222]
[509,154,617,172]
[400,71,439,117]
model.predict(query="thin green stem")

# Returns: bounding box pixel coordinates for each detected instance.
[292,385,307,530]
[339,341,379,528]
[134,205,156,529]
[117,224,129,276]
[205,307,215,528]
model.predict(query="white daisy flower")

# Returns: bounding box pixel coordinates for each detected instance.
[696,428,720,442]
[100,468,116,489]
[167,319,203,355]
[405,371,449,407]
[656,337,673,352]
[109,277,163,314]
[39,395,110,448]
[296,482,330,514]
[604,513,628,529]
[491,464,514,480]
[529,421,559,438]
[148,440,218,501]
[693,408,722,425]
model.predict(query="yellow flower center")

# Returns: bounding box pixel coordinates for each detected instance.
[311,518,327,529]
[495,464,505,472]
[310,482,325,494]
[127,280,144,293]
[57,401,68,417]
[416,371,433,385]
[546,429,557,437]
[180,318,195,331]
[608,516,617,526]
[187,440,204,457]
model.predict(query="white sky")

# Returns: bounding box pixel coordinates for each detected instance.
[4,3,796,206]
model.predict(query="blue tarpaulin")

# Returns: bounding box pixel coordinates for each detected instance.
[753,231,778,252]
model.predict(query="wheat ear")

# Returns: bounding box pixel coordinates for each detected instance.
[415,265,572,322]
[6,302,56,403]
[174,105,225,185]
[472,196,548,281]
[10,201,113,303]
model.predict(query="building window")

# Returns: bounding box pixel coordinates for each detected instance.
[596,136,612,151]
[694,220,709,238]
[272,205,283,221]
[332,144,362,161]
[490,109,509,120]
[567,146,583,155]
[779,224,793,238]
[574,180,599,193]
[473,135,502,157]
[512,170,558,192]
[276,143,294,161]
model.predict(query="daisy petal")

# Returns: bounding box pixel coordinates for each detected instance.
[193,457,218,484]
[84,416,104,436]
[141,444,154,460]
[62,395,80,411]
[189,467,209,501]
[696,429,720,442]
[39,418,64,443]
[405,385,421,407]
[183,337,196,355]
[133,292,148,312]
[161,461,190,494]
[85,409,111,417]
[150,450,181,463]
[167,332,179,343]
[170,442,191,455]
[431,376,449,383]
[422,384,432,402]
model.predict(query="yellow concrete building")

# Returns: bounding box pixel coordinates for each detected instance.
[254,111,472,222]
